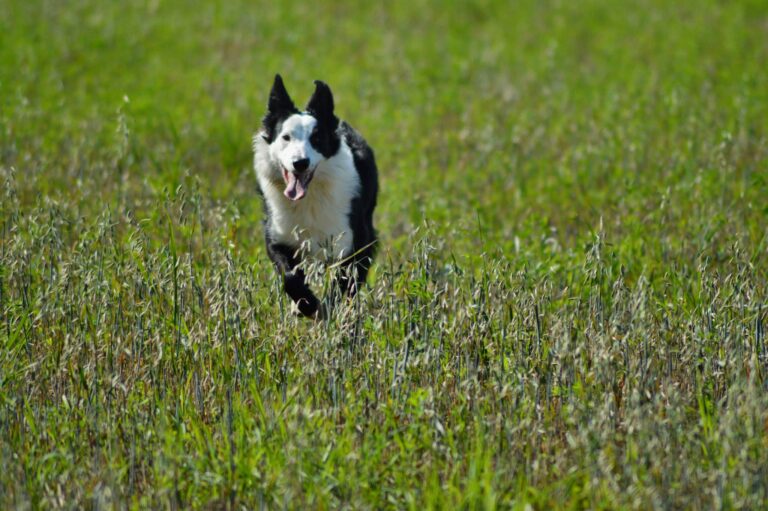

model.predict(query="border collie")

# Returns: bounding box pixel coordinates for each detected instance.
[253,74,378,318]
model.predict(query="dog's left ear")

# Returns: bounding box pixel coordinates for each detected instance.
[306,80,338,126]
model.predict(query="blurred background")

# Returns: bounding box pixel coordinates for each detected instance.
[1,1,767,508]
[2,0,766,263]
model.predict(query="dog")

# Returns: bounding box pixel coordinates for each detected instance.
[253,74,378,318]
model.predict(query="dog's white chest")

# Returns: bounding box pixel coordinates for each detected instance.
[256,143,361,261]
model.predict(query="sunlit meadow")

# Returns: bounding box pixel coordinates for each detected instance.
[1,0,767,508]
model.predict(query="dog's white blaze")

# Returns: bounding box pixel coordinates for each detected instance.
[269,114,323,172]
[253,132,360,261]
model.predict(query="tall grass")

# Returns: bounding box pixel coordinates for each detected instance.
[1,0,767,508]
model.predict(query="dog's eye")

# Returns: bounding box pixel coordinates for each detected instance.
[282,134,291,141]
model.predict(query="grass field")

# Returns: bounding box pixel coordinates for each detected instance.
[1,0,768,508]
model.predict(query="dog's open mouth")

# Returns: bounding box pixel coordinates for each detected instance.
[282,168,315,201]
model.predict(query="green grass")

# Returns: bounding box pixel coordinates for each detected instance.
[1,0,767,508]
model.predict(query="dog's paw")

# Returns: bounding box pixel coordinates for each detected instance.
[313,303,329,321]
[291,300,328,321]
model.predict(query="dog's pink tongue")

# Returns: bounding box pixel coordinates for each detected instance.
[284,172,306,201]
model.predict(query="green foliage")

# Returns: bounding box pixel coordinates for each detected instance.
[1,0,767,508]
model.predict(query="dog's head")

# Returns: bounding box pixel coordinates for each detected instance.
[261,74,340,201]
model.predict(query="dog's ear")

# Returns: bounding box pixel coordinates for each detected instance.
[305,80,341,157]
[262,74,297,142]
[306,80,337,126]
[268,74,296,114]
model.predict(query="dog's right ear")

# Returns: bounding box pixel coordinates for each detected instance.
[262,74,297,142]
[268,74,296,114]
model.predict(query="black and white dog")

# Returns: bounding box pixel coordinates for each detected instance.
[253,75,378,318]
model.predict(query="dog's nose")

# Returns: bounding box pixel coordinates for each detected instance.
[293,158,310,172]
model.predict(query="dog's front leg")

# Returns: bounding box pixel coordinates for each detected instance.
[334,248,374,299]
[332,263,358,300]
[267,242,321,318]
